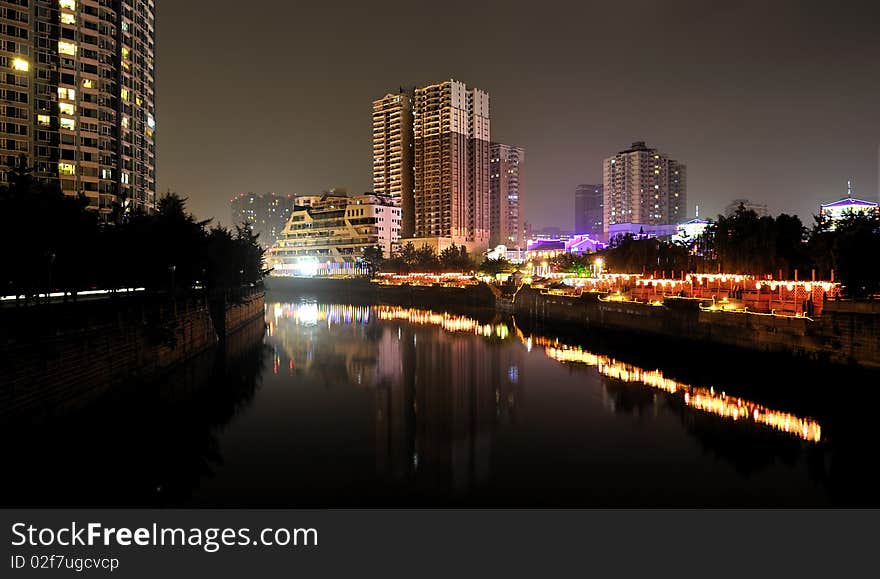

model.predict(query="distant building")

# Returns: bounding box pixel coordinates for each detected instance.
[269,193,401,276]
[490,143,525,249]
[724,198,768,218]
[602,141,686,235]
[230,192,296,248]
[574,184,604,236]
[819,182,879,229]
[672,218,711,244]
[607,222,678,241]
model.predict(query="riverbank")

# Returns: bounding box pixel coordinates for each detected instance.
[514,285,880,369]
[0,290,266,422]
[265,276,880,369]
[265,276,497,308]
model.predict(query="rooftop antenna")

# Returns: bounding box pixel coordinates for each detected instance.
[847,179,853,198]
[695,204,700,218]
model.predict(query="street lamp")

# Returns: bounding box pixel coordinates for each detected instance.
[594,257,604,277]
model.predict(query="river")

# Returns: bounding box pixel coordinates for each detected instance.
[3,296,876,507]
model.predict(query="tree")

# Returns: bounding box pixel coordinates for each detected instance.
[439,244,474,272]
[359,245,384,277]
[479,257,514,276]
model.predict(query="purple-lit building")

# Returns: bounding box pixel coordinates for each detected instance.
[819,189,878,230]
[526,234,607,261]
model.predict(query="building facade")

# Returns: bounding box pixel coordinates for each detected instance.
[230,192,296,248]
[819,186,879,230]
[410,79,490,251]
[1,0,156,218]
[602,141,686,236]
[372,89,414,237]
[574,184,603,236]
[269,193,401,276]
[489,142,524,249]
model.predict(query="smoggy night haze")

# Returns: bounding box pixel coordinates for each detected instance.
[156,0,880,228]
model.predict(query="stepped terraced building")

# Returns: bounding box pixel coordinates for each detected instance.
[268,193,401,277]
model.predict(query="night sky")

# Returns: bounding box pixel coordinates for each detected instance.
[156,0,880,229]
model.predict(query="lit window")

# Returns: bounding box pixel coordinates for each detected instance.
[121,172,130,184]
[59,0,76,9]
[61,12,76,25]
[121,88,130,101]
[59,163,76,176]
[57,87,76,100]
[59,102,75,115]
[122,47,130,60]
[81,78,93,89]
[37,115,51,126]
[12,58,29,72]
[121,116,129,129]
[58,41,77,56]
[60,117,75,130]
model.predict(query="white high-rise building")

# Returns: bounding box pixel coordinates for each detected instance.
[602,141,686,236]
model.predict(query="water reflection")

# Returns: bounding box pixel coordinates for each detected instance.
[261,302,832,505]
[0,317,269,507]
[3,301,868,506]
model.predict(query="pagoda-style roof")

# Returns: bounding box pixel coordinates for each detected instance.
[820,196,878,209]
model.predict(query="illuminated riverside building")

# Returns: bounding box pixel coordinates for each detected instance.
[602,141,686,237]
[230,192,296,248]
[819,182,879,229]
[268,193,401,276]
[372,89,414,237]
[489,142,525,249]
[1,0,156,217]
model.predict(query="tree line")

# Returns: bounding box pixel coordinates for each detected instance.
[360,242,512,276]
[0,161,266,304]
[592,205,880,297]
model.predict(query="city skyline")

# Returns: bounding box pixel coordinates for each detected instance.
[155,0,880,229]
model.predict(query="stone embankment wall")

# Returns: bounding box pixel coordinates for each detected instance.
[514,286,880,368]
[0,293,266,420]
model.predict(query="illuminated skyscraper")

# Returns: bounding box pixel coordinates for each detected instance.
[412,79,490,250]
[489,142,525,248]
[372,89,414,238]
[1,0,156,218]
[602,141,686,235]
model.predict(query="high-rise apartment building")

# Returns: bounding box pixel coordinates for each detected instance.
[1,0,156,217]
[230,192,296,248]
[372,89,413,237]
[489,142,524,248]
[602,141,686,235]
[412,79,490,250]
[574,184,603,236]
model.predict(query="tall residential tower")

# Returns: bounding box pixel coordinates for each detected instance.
[489,142,525,248]
[1,0,156,217]
[602,141,686,236]
[372,89,414,237]
[412,79,490,250]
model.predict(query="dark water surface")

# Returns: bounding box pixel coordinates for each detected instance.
[4,297,878,507]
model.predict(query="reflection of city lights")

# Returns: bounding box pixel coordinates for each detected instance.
[267,303,823,443]
[535,336,822,443]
